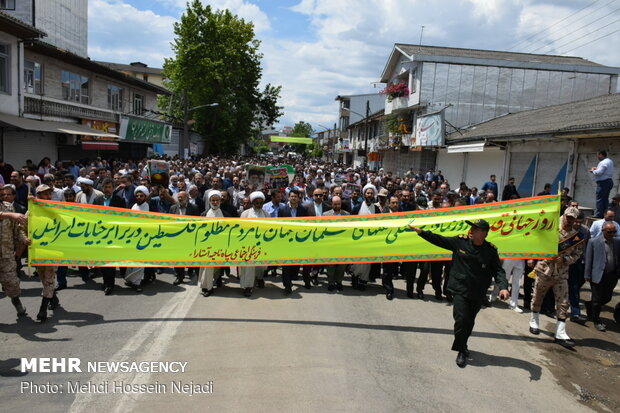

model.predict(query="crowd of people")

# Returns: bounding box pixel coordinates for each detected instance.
[0,153,618,350]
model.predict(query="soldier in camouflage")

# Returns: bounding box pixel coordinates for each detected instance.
[0,188,30,316]
[529,207,584,348]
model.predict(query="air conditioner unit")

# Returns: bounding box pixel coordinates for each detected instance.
[57,134,79,146]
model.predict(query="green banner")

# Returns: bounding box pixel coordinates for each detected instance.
[270,136,313,145]
[119,115,172,143]
[28,196,560,267]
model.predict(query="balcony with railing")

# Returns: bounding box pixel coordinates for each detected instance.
[24,95,118,122]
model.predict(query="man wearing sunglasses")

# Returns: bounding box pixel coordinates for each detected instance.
[584,221,620,332]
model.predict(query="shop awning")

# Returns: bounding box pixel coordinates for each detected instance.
[0,113,120,138]
[446,142,485,153]
[82,141,119,150]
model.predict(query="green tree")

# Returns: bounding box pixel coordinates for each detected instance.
[291,121,313,137]
[161,1,281,154]
[289,121,314,154]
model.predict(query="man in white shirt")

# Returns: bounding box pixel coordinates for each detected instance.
[590,150,615,218]
[590,209,620,238]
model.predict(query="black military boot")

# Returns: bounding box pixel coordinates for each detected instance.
[37,297,51,321]
[11,297,27,316]
[48,293,60,310]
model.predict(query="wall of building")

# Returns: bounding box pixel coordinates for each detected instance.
[436,147,506,193]
[0,32,20,116]
[419,62,615,133]
[35,0,88,57]
[381,149,436,178]
[24,49,159,115]
[4,0,34,25]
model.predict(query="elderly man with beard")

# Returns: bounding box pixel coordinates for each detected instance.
[198,190,226,297]
[188,185,206,215]
[124,185,151,293]
[170,191,201,285]
[350,184,382,290]
[239,191,270,297]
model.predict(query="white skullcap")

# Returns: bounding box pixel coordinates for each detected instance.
[134,185,149,195]
[249,191,265,202]
[362,184,377,196]
[77,177,94,186]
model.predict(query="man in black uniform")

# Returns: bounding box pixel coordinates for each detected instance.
[410,219,509,367]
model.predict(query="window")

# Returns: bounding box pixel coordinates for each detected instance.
[133,93,144,115]
[61,71,89,104]
[24,60,42,94]
[0,0,16,10]
[0,44,8,93]
[107,84,123,111]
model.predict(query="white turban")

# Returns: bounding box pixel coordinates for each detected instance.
[134,185,149,195]
[207,190,221,201]
[77,177,94,186]
[362,184,377,196]
[249,191,265,202]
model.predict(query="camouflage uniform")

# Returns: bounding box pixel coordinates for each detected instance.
[0,201,27,298]
[532,225,583,320]
[37,266,57,299]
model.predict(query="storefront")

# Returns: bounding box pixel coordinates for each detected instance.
[118,115,172,160]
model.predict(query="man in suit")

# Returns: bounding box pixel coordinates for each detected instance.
[300,188,331,288]
[584,221,620,331]
[278,189,308,294]
[323,196,348,292]
[170,191,200,285]
[94,178,127,295]
[2,184,26,214]
[114,174,136,208]
[188,184,206,215]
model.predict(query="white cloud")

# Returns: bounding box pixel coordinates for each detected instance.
[89,0,176,66]
[153,0,271,32]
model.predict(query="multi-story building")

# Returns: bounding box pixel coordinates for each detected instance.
[0,6,173,166]
[1,0,88,57]
[376,43,620,186]
[334,93,385,166]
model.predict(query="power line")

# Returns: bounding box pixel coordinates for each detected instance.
[528,9,620,54]
[508,0,604,51]
[560,26,620,53]
[523,0,618,52]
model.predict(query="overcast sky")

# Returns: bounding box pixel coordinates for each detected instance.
[88,0,620,130]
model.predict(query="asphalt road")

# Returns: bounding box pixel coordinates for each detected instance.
[1,268,614,413]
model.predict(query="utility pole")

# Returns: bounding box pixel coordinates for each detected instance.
[364,99,370,168]
[182,89,188,159]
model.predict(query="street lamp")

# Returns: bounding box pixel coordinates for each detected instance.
[342,100,371,167]
[182,89,218,158]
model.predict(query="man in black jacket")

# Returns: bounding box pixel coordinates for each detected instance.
[410,219,509,367]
